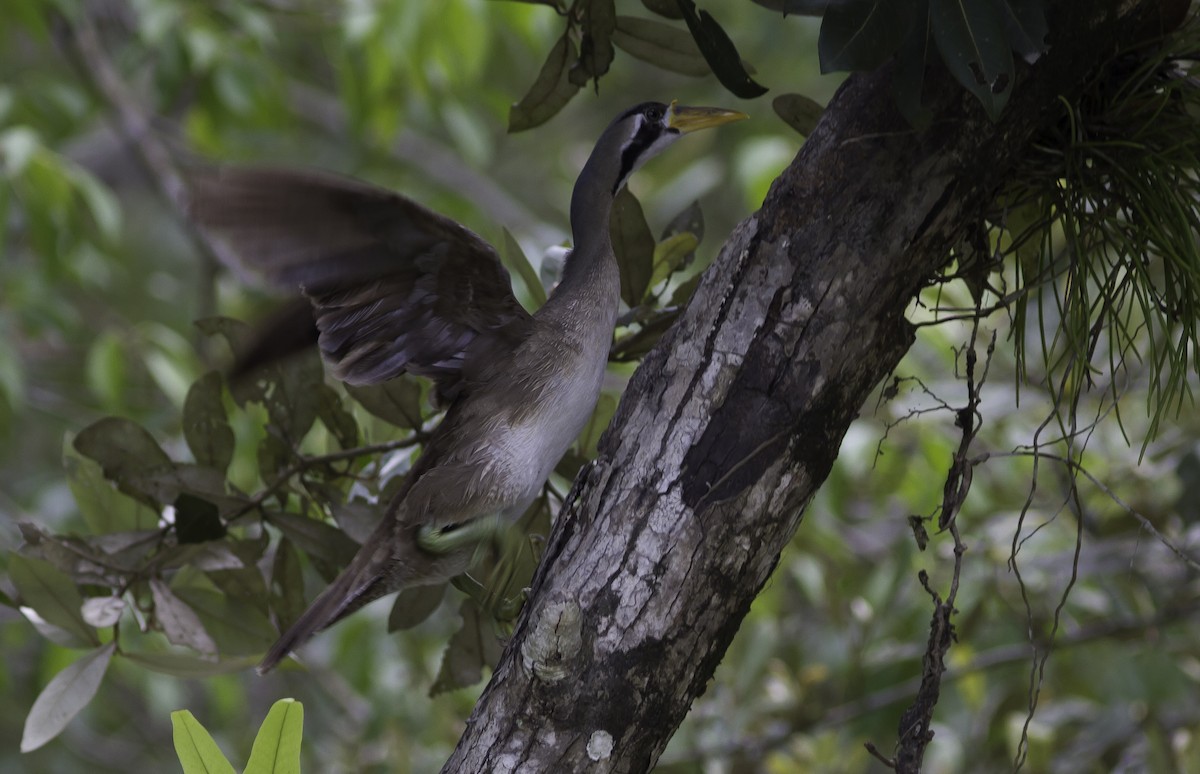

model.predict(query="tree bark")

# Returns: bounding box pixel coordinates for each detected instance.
[445,2,1168,770]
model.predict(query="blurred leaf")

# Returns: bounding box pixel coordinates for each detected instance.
[1001,0,1048,63]
[675,0,768,98]
[85,331,127,411]
[648,232,700,295]
[329,496,380,545]
[611,187,656,307]
[570,0,617,88]
[509,31,581,132]
[75,416,172,507]
[316,385,359,449]
[151,578,219,657]
[270,538,306,634]
[125,651,258,678]
[930,0,1013,119]
[64,441,158,533]
[69,166,122,241]
[0,125,40,176]
[669,271,704,307]
[183,371,235,473]
[9,554,98,646]
[641,0,683,19]
[21,642,115,753]
[388,582,447,631]
[819,0,917,72]
[171,585,277,656]
[499,227,547,308]
[244,699,304,774]
[431,601,505,695]
[612,16,709,77]
[81,596,125,628]
[266,512,359,570]
[345,378,424,429]
[172,709,236,774]
[173,492,227,544]
[661,200,705,245]
[207,564,270,614]
[772,93,825,136]
[750,0,834,13]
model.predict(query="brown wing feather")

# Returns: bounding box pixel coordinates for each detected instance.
[189,166,533,392]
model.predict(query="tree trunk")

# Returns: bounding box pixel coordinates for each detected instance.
[445,2,1168,770]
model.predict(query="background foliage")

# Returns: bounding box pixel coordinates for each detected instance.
[2,1,1200,772]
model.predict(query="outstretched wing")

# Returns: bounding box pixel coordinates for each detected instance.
[190,166,532,394]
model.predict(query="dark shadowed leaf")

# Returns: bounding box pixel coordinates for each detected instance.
[611,187,656,307]
[611,310,681,361]
[509,32,581,132]
[345,378,424,429]
[316,384,359,448]
[74,416,173,507]
[612,16,709,77]
[270,538,306,633]
[207,564,270,614]
[819,0,917,72]
[330,497,380,545]
[64,440,157,533]
[388,582,447,631]
[670,271,704,307]
[9,554,98,646]
[171,709,236,774]
[173,492,226,544]
[647,232,700,295]
[126,651,258,677]
[430,601,506,695]
[641,0,683,19]
[570,0,616,88]
[21,642,115,752]
[1000,0,1048,63]
[576,393,618,458]
[675,0,768,98]
[18,522,142,587]
[151,578,219,657]
[266,512,359,569]
[243,698,303,774]
[661,200,704,245]
[499,227,547,308]
[183,371,234,473]
[263,352,323,443]
[171,585,277,655]
[893,1,934,128]
[750,0,834,13]
[773,93,825,136]
[930,0,1013,119]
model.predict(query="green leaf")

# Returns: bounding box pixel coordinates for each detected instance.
[63,439,158,533]
[818,0,918,73]
[170,585,278,656]
[21,642,116,752]
[430,601,505,695]
[173,493,227,544]
[243,699,304,774]
[316,385,359,449]
[772,93,825,137]
[70,166,122,241]
[269,538,306,634]
[266,512,359,570]
[388,582,447,632]
[262,352,324,443]
[184,371,235,473]
[576,392,618,458]
[674,0,768,98]
[610,187,656,307]
[125,651,259,678]
[172,709,237,774]
[610,311,681,361]
[647,232,700,295]
[499,227,547,309]
[345,378,424,429]
[9,554,98,646]
[570,0,617,88]
[151,578,219,657]
[509,32,581,132]
[85,331,127,411]
[612,16,709,77]
[930,0,1014,119]
[74,417,173,507]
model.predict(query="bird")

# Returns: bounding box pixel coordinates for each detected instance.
[189,100,747,673]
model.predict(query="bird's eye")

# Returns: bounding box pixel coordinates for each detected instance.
[646,106,663,122]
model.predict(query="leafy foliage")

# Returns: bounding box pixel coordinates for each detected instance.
[173,698,303,774]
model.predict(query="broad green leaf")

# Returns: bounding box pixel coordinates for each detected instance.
[125,651,259,678]
[648,232,700,295]
[184,371,235,473]
[316,385,359,449]
[569,0,616,88]
[269,539,306,634]
[930,0,1013,119]
[818,0,918,73]
[243,699,304,774]
[610,187,656,307]
[430,601,505,695]
[172,709,237,774]
[345,378,424,429]
[508,32,581,132]
[266,512,359,569]
[772,93,825,137]
[21,642,116,752]
[9,554,98,646]
[63,440,158,533]
[170,585,277,656]
[612,16,709,77]
[262,352,323,443]
[641,0,683,19]
[151,578,219,657]
[388,582,447,632]
[85,331,127,411]
[675,0,768,98]
[499,227,547,308]
[74,416,173,507]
